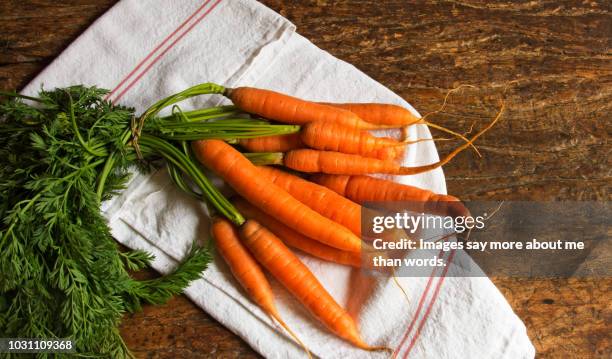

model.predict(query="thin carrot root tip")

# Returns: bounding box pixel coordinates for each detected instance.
[397,102,504,176]
[397,137,444,146]
[417,84,483,156]
[391,270,411,307]
[271,314,312,359]
[361,345,394,352]
[351,333,393,352]
[422,120,482,157]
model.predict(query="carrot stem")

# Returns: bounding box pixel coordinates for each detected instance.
[243,152,285,166]
[138,134,244,225]
[159,105,240,122]
[149,119,300,141]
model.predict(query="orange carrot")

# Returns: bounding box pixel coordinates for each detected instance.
[321,102,420,127]
[192,139,361,252]
[227,86,477,156]
[256,166,362,236]
[323,102,481,155]
[280,105,503,175]
[227,86,476,156]
[239,219,388,351]
[300,121,404,159]
[310,174,470,217]
[225,87,383,130]
[246,148,442,175]
[254,167,410,252]
[239,133,304,152]
[211,217,310,356]
[283,149,436,175]
[238,127,401,160]
[234,198,362,267]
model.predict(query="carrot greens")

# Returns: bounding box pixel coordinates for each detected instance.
[0,84,293,357]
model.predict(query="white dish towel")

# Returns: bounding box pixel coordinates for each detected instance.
[21,1,535,358]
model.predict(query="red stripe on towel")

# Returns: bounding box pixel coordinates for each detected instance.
[403,249,456,358]
[105,0,213,100]
[392,248,446,358]
[111,0,223,103]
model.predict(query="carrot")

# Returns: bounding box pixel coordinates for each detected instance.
[225,87,383,130]
[322,99,481,156]
[281,104,503,175]
[238,126,402,160]
[239,219,389,351]
[192,139,361,252]
[254,167,410,256]
[300,121,405,159]
[226,85,477,156]
[256,166,362,236]
[234,198,362,267]
[239,133,304,152]
[282,149,436,175]
[248,148,446,175]
[321,102,420,127]
[310,174,470,218]
[211,217,310,356]
[227,86,478,157]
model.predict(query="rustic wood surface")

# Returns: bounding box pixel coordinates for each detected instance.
[1,0,610,358]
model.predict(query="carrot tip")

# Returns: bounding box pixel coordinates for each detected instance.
[360,345,394,352]
[422,120,482,157]
[271,314,312,359]
[391,271,411,307]
[352,335,393,352]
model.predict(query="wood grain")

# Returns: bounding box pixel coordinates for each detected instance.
[1,0,610,358]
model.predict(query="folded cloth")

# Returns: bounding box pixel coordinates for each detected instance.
[21,1,535,358]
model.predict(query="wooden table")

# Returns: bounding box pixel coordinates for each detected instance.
[1,1,610,357]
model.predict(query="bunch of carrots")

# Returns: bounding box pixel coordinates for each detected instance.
[156,84,502,356]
